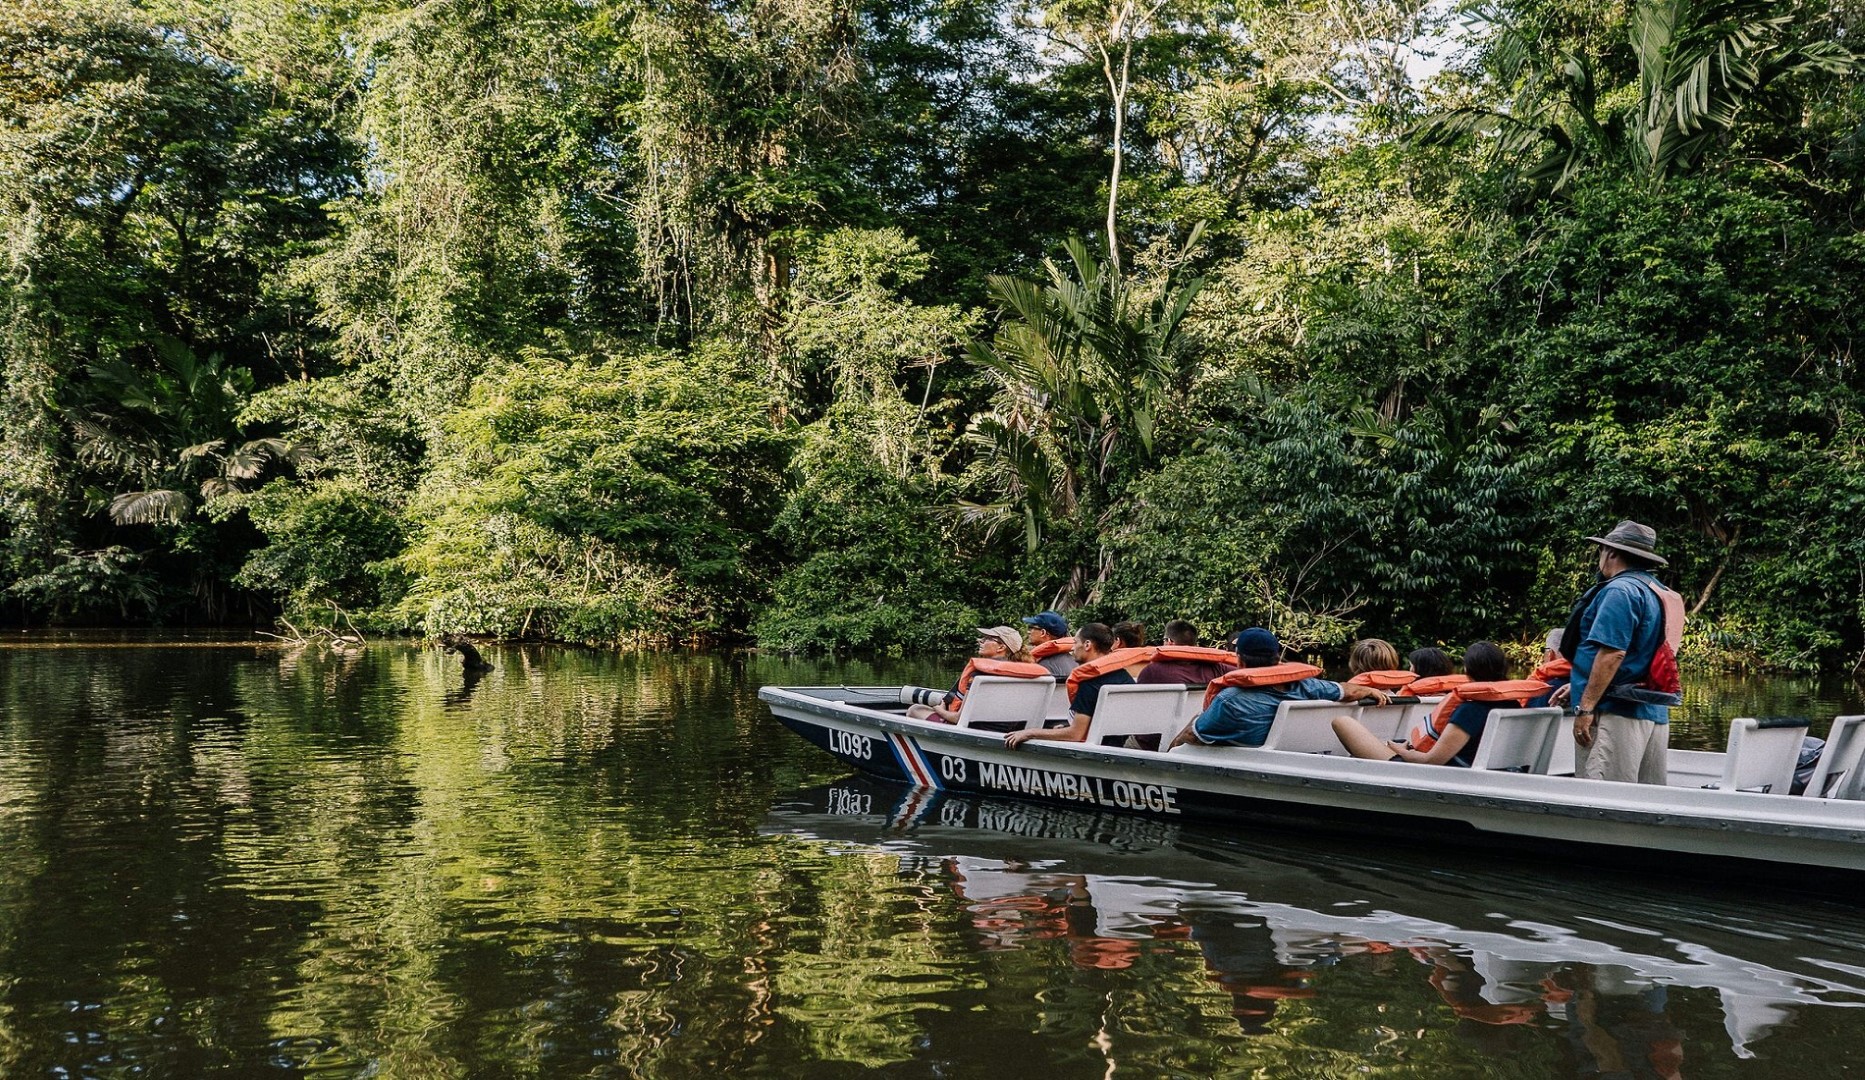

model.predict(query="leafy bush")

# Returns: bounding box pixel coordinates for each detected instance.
[231,479,406,624]
[393,342,792,641]
[753,404,983,654]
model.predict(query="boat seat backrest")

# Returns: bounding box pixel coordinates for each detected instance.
[1260,700,1356,754]
[1044,681,1072,721]
[1546,726,1577,776]
[958,675,1055,731]
[1355,703,1413,742]
[1085,684,1190,748]
[1802,715,1865,799]
[1467,708,1562,773]
[1716,717,1809,794]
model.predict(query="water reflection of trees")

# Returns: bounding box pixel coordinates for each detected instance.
[5,646,1864,1077]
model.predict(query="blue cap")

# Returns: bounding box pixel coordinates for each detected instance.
[1233,627,1282,662]
[1021,610,1070,637]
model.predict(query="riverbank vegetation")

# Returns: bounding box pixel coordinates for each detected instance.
[4,0,1863,670]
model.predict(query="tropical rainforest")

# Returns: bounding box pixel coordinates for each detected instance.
[3,0,1863,670]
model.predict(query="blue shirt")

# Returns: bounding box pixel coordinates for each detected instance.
[1569,571,1669,723]
[1192,678,1344,746]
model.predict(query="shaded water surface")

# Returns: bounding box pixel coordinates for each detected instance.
[1,636,1862,1078]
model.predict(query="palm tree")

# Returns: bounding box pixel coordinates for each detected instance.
[1414,0,1855,191]
[71,337,299,525]
[961,226,1205,573]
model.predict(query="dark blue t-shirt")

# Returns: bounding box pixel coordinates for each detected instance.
[1443,700,1495,767]
[1070,669,1135,718]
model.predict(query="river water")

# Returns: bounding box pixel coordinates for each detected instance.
[2,635,1863,1078]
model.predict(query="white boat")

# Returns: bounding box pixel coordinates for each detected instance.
[758,677,1865,878]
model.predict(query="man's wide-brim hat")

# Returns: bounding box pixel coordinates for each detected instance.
[1585,519,1667,566]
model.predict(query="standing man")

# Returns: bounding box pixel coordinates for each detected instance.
[1021,610,1078,680]
[1553,520,1676,785]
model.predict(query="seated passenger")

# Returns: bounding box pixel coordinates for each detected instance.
[1022,610,1079,679]
[1138,620,1232,685]
[1113,620,1147,650]
[917,625,1027,723]
[1526,627,1571,708]
[1332,641,1510,766]
[1167,628,1389,749]
[1348,638,1402,677]
[1343,637,1418,692]
[1407,646,1454,679]
[1006,622,1129,748]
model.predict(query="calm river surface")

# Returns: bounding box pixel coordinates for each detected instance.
[3,634,1864,1078]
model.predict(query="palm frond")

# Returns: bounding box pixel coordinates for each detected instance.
[109,489,194,526]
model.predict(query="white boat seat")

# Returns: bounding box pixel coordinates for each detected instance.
[1084,684,1189,749]
[1355,702,1415,742]
[1260,700,1358,754]
[1711,717,1810,794]
[1802,715,1865,799]
[1467,708,1562,773]
[1546,726,1577,775]
[1044,682,1072,722]
[957,675,1055,731]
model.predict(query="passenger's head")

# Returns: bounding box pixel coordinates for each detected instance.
[1233,627,1282,668]
[1542,627,1564,661]
[975,625,1023,660]
[1113,620,1146,649]
[1461,641,1508,682]
[1348,638,1401,675]
[1074,622,1116,659]
[1021,610,1070,645]
[1407,647,1454,678]
[1163,619,1199,646]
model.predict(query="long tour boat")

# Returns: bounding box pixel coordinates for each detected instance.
[759,659,1865,879]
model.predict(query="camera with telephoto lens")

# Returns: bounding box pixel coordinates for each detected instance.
[899,686,946,707]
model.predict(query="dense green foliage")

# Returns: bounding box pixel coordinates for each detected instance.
[4,0,1864,668]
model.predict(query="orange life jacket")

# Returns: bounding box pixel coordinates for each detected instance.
[1347,669,1417,691]
[1201,663,1326,708]
[1152,645,1240,668]
[1064,647,1158,696]
[1530,657,1572,683]
[955,657,1053,698]
[1407,674,1471,697]
[1405,679,1551,752]
[1030,637,1075,660]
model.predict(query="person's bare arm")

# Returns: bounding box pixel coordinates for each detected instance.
[1390,724,1471,765]
[1574,648,1626,748]
[1006,712,1090,748]
[1337,683,1391,706]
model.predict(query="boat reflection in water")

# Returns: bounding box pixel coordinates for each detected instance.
[772,778,1865,1071]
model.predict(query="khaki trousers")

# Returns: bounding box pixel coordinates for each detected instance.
[1577,711,1670,785]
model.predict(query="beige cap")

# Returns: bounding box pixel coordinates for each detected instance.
[976,625,1024,653]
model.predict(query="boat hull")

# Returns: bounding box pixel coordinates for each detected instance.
[762,685,1865,878]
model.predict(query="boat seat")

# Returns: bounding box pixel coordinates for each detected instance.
[957,675,1055,731]
[1044,682,1071,722]
[1260,700,1358,754]
[1355,702,1416,742]
[1467,708,1562,773]
[1546,726,1577,776]
[1710,717,1810,794]
[1802,715,1865,799]
[1084,684,1190,749]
